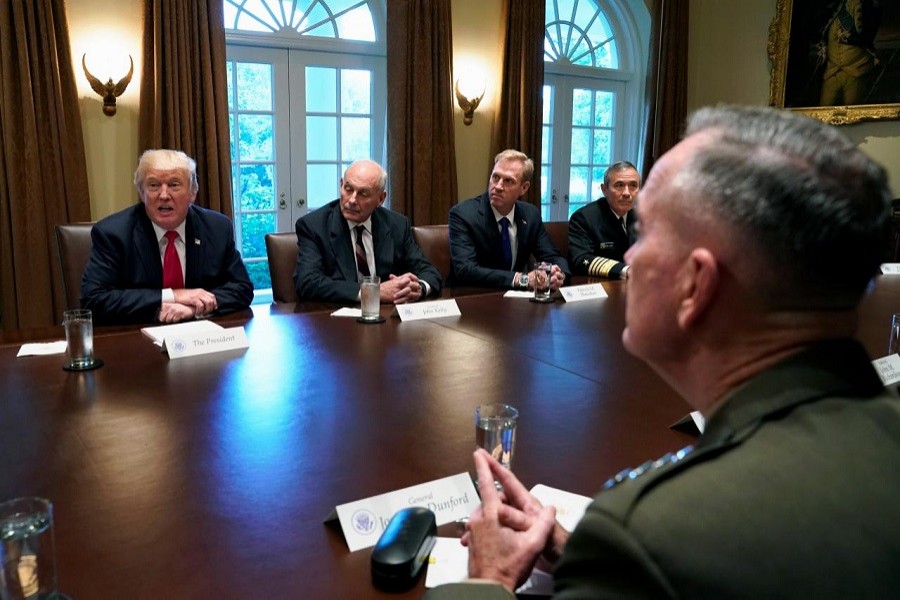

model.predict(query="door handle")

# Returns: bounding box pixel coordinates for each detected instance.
[279,193,287,209]
[297,198,306,207]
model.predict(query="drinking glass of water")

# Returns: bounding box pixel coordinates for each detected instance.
[889,313,900,356]
[475,403,519,470]
[358,276,383,323]
[63,308,95,370]
[0,497,58,600]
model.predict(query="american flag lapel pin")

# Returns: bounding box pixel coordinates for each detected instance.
[194,239,201,245]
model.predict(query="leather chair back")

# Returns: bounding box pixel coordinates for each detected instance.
[54,223,95,310]
[544,221,569,259]
[265,232,300,303]
[412,225,451,282]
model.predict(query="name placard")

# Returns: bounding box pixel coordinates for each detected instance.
[396,299,461,321]
[163,326,249,359]
[872,355,900,385]
[559,283,608,303]
[325,472,478,552]
[881,264,900,275]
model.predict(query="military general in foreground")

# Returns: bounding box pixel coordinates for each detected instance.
[429,105,900,598]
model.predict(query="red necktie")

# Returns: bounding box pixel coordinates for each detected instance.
[163,230,184,289]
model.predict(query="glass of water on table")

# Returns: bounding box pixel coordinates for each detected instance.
[475,403,519,471]
[0,497,63,600]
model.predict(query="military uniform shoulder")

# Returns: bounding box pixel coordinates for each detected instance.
[594,445,695,517]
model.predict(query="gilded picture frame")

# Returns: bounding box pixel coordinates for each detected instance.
[768,0,900,125]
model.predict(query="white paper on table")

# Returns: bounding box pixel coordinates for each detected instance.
[330,307,362,318]
[425,537,554,595]
[424,484,593,592]
[17,341,67,357]
[503,290,535,299]
[880,263,900,275]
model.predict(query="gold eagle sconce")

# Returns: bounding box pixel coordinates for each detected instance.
[82,54,134,117]
[455,79,485,126]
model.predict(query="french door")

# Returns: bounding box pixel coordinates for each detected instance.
[541,73,629,223]
[226,45,386,290]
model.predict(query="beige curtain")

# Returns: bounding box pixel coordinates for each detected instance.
[386,0,458,225]
[0,0,91,329]
[490,0,545,207]
[642,0,689,175]
[139,0,232,216]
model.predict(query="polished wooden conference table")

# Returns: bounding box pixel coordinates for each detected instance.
[2,276,899,599]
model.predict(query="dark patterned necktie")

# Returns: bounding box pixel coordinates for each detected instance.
[355,225,370,277]
[499,217,512,270]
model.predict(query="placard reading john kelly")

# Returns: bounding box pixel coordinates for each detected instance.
[396,299,461,322]
[325,472,478,552]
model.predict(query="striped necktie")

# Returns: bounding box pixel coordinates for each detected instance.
[355,225,371,277]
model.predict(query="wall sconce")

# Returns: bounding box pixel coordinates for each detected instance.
[455,77,485,126]
[82,54,134,117]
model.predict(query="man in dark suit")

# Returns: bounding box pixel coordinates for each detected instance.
[293,159,441,304]
[568,161,639,279]
[429,106,900,598]
[81,149,253,326]
[448,150,569,290]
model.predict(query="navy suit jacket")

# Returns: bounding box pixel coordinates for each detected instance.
[568,198,636,278]
[81,203,254,325]
[293,199,442,303]
[448,193,570,288]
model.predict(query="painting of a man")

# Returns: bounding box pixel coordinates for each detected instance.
[815,0,882,106]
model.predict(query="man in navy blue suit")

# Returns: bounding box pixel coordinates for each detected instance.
[448,150,569,290]
[81,149,253,325]
[293,159,442,304]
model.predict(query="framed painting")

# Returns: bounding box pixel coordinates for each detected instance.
[768,0,900,125]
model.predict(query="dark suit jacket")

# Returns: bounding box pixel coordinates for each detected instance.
[81,203,254,325]
[568,198,636,278]
[293,199,442,303]
[448,193,570,288]
[428,339,900,599]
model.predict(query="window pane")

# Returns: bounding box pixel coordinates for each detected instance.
[341,69,371,113]
[236,63,272,111]
[245,260,271,291]
[542,85,552,123]
[307,67,337,112]
[568,166,589,205]
[341,117,371,160]
[570,128,590,164]
[540,165,550,205]
[229,114,236,162]
[238,114,274,161]
[541,125,551,161]
[240,212,275,259]
[307,116,337,160]
[227,62,234,111]
[572,89,591,126]
[307,164,339,209]
[591,167,605,200]
[594,91,614,127]
[592,130,612,165]
[335,7,376,42]
[238,164,275,211]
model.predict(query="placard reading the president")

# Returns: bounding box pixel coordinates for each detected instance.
[327,473,477,551]
[163,326,249,359]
